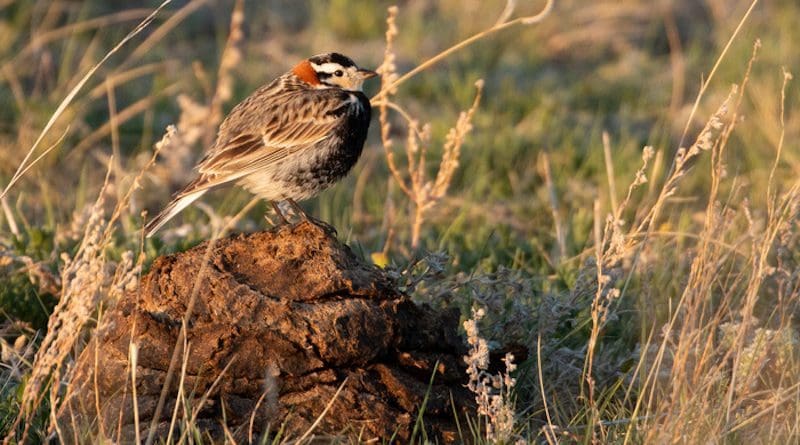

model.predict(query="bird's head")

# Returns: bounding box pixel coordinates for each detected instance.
[292,52,377,91]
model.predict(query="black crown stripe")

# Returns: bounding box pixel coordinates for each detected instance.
[309,52,356,68]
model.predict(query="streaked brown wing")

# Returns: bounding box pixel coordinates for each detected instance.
[198,133,265,174]
[198,93,343,177]
[175,134,269,197]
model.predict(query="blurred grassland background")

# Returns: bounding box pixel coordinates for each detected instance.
[1,0,800,442]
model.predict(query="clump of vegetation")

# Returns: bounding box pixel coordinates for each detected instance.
[1,0,799,442]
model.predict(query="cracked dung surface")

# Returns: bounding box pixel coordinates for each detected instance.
[62,222,472,443]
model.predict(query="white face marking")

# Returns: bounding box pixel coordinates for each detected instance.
[310,62,345,74]
[309,62,364,91]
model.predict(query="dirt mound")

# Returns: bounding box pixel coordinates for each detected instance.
[62,222,472,443]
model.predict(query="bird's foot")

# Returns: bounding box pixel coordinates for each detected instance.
[305,216,338,235]
[286,199,337,235]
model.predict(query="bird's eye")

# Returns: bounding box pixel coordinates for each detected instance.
[334,70,344,77]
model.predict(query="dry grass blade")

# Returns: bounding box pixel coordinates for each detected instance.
[7,127,70,198]
[293,377,349,444]
[371,0,554,102]
[206,0,245,146]
[0,8,154,74]
[602,131,619,216]
[0,195,18,235]
[0,0,173,201]
[70,81,183,158]
[87,63,170,100]
[143,196,260,445]
[120,0,209,71]
[537,334,557,445]
[129,341,141,445]
[766,68,792,214]
[676,0,759,148]
[174,354,239,444]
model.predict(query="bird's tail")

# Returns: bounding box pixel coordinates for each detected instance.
[144,189,207,237]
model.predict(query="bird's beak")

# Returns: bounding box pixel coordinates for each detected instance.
[357,68,378,80]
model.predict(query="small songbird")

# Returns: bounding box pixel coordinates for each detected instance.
[144,52,377,237]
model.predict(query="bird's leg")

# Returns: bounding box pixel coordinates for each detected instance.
[287,199,337,234]
[287,198,310,220]
[269,201,289,225]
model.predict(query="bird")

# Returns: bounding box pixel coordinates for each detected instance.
[144,52,377,237]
